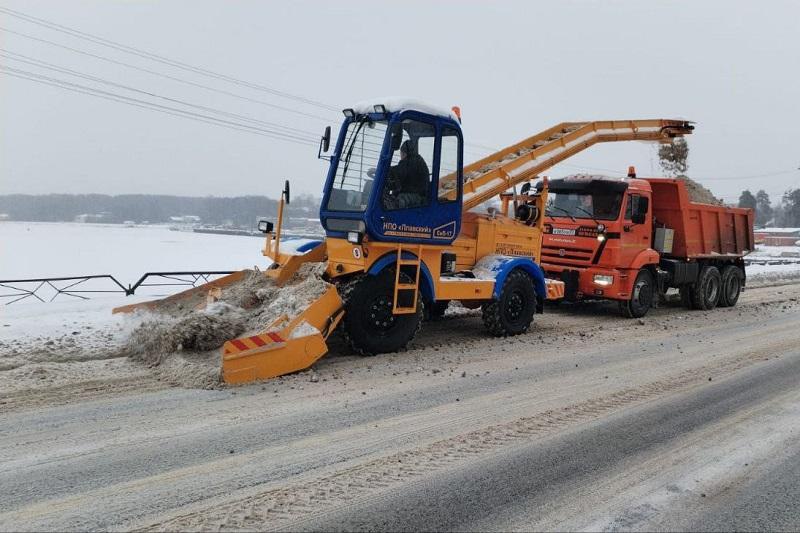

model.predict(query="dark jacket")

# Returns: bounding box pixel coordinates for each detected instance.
[388,154,430,196]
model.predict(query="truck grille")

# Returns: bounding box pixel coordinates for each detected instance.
[541,245,594,266]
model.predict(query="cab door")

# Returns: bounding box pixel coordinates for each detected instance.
[619,192,652,267]
[368,114,462,245]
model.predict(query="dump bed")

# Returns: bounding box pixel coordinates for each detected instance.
[646,178,754,259]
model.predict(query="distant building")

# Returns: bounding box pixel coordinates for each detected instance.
[754,228,800,246]
[169,215,202,223]
[0,213,9,221]
[74,213,107,223]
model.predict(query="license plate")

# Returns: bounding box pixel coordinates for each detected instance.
[552,228,576,236]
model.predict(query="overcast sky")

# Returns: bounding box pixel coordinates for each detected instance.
[1,0,799,203]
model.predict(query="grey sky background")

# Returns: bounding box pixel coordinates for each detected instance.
[1,0,799,204]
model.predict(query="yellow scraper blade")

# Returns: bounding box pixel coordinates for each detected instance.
[221,284,344,384]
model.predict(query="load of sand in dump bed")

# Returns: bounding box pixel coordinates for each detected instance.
[123,263,329,388]
[676,175,723,205]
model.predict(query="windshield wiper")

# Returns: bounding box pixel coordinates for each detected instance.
[340,117,369,186]
[573,205,602,227]
[547,205,576,222]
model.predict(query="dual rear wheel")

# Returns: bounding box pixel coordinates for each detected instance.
[681,264,743,310]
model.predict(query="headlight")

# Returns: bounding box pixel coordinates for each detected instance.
[593,274,613,286]
[257,220,273,233]
[347,231,363,244]
[597,234,606,242]
[597,223,606,232]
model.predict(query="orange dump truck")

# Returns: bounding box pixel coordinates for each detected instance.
[539,172,755,317]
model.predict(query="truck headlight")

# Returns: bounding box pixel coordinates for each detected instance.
[593,274,613,286]
[347,231,363,244]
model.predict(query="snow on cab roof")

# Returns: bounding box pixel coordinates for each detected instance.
[351,97,460,121]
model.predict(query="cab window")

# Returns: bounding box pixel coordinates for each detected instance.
[382,119,434,210]
[437,127,460,203]
[625,194,639,220]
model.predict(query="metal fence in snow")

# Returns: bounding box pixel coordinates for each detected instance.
[0,271,234,305]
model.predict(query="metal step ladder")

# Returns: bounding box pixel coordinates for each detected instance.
[393,244,422,314]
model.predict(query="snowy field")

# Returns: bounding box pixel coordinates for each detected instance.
[0,221,272,281]
[0,221,321,303]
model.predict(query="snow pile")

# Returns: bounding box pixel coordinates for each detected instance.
[677,176,722,205]
[351,97,459,121]
[472,255,505,280]
[124,264,329,388]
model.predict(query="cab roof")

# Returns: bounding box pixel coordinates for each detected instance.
[539,174,629,193]
[351,97,460,122]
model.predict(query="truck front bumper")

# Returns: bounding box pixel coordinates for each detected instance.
[544,265,637,301]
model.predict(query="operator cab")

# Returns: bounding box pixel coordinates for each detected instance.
[319,100,464,245]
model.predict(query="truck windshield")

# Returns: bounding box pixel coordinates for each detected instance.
[546,189,623,221]
[326,118,388,212]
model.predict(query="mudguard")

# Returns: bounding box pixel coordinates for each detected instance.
[474,255,547,300]
[630,248,660,271]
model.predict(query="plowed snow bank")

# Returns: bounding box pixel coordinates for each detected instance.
[124,265,329,388]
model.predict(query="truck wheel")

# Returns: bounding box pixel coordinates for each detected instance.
[620,269,654,318]
[691,266,722,310]
[342,270,422,356]
[719,265,744,307]
[482,269,537,337]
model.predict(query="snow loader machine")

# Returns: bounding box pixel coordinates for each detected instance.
[117,100,693,385]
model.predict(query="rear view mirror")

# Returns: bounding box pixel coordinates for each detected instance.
[318,126,331,159]
[632,196,649,224]
[322,126,331,152]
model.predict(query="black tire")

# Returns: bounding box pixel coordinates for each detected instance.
[691,265,722,310]
[341,271,422,356]
[425,300,449,321]
[481,269,537,337]
[619,269,654,318]
[719,265,744,307]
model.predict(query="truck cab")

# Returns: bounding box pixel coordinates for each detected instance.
[538,174,655,305]
[319,101,464,247]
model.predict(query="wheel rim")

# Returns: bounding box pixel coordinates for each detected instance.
[632,278,652,310]
[367,295,396,334]
[706,276,719,303]
[505,290,525,323]
[726,275,740,301]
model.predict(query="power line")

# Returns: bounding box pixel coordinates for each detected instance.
[0,49,320,141]
[0,5,340,112]
[0,27,336,124]
[1,65,319,146]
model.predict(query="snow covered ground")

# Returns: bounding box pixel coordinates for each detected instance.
[1,221,800,400]
[746,244,800,279]
[0,221,270,281]
[0,222,323,395]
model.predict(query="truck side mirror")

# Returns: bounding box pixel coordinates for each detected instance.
[632,196,649,224]
[283,180,291,205]
[318,126,331,159]
[322,126,331,152]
